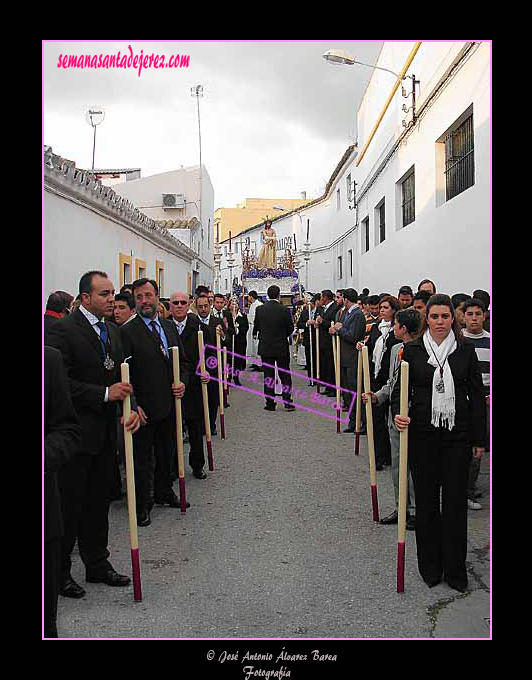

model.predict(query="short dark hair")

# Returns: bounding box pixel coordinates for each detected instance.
[451,293,470,309]
[398,285,413,296]
[379,293,392,300]
[214,293,226,302]
[367,295,380,306]
[132,278,159,296]
[196,294,210,305]
[395,308,422,336]
[79,270,108,296]
[362,288,370,296]
[463,297,486,314]
[417,279,436,294]
[120,284,133,295]
[195,285,209,297]
[267,285,280,299]
[425,293,464,343]
[114,293,135,310]
[413,290,431,304]
[248,290,258,300]
[335,289,345,296]
[343,288,358,303]
[46,290,74,313]
[321,289,334,302]
[472,289,490,309]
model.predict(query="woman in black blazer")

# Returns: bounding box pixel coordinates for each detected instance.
[392,294,486,593]
[366,295,402,468]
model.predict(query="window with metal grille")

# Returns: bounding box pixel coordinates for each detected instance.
[363,217,370,253]
[378,202,385,243]
[402,171,415,227]
[338,256,343,279]
[445,114,474,200]
[337,188,341,211]
[348,249,353,277]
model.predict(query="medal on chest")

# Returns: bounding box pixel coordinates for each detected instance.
[435,368,445,394]
[104,354,115,371]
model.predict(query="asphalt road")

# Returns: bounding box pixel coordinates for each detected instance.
[56,362,491,640]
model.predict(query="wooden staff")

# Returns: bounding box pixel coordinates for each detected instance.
[354,348,363,456]
[308,303,314,386]
[315,322,320,392]
[335,335,341,433]
[222,346,229,407]
[231,334,235,387]
[397,360,409,593]
[361,345,379,522]
[197,330,214,471]
[120,361,142,601]
[170,347,187,514]
[216,330,226,439]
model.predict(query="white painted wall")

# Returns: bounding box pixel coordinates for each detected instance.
[43,189,193,301]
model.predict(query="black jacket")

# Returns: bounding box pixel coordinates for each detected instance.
[317,302,339,349]
[170,315,208,420]
[254,300,293,359]
[120,314,191,423]
[336,306,367,367]
[44,346,82,541]
[47,308,125,455]
[390,336,486,446]
[367,322,401,390]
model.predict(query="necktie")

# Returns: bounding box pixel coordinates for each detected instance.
[96,321,107,359]
[150,320,167,356]
[177,322,185,335]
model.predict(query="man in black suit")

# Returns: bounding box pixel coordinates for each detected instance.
[120,278,191,527]
[297,293,320,385]
[44,346,81,636]
[47,271,140,598]
[314,290,338,396]
[169,291,211,479]
[195,293,227,434]
[44,290,74,344]
[329,288,366,432]
[254,285,296,412]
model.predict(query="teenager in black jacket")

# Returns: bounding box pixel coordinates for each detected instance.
[392,294,486,593]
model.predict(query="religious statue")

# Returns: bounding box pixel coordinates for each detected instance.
[257,221,277,269]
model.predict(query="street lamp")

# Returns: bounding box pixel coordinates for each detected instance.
[85,106,105,170]
[322,49,412,81]
[191,85,204,256]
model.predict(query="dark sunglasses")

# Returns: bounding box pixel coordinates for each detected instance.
[171,300,188,306]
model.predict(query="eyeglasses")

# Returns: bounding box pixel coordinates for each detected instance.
[171,300,188,306]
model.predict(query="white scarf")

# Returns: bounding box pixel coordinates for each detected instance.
[423,329,456,430]
[373,320,392,378]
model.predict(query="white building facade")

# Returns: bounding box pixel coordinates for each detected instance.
[43,147,202,302]
[218,41,490,299]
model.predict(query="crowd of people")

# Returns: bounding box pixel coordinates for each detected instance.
[44,271,490,637]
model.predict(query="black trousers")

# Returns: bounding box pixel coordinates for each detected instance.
[409,429,472,589]
[44,537,60,637]
[207,381,220,431]
[58,430,115,577]
[185,418,205,470]
[304,341,317,381]
[319,344,335,391]
[133,410,176,511]
[372,401,391,466]
[261,354,293,406]
[340,362,357,426]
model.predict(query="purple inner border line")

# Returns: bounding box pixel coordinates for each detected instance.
[197,344,356,424]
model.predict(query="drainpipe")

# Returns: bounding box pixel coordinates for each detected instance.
[355,42,422,168]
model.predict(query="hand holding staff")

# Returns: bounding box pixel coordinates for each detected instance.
[361,345,379,522]
[171,347,187,514]
[120,361,142,601]
[315,323,320,390]
[216,330,226,439]
[355,349,363,456]
[197,330,214,471]
[397,360,409,593]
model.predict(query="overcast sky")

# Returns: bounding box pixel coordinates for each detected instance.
[43,40,383,209]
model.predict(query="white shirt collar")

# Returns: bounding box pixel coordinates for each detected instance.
[80,304,103,325]
[323,301,333,311]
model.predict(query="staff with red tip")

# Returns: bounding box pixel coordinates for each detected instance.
[362,344,379,522]
[170,347,187,513]
[197,330,214,471]
[121,360,143,601]
[355,348,363,455]
[396,360,409,592]
[216,328,226,439]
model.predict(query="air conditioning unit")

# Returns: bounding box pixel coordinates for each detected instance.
[162,193,185,209]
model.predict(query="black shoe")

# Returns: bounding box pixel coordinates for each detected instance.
[264,404,276,411]
[359,427,367,435]
[193,468,207,479]
[86,568,131,587]
[154,492,191,508]
[284,404,296,411]
[324,389,336,397]
[425,577,442,588]
[234,377,242,386]
[445,579,467,593]
[137,509,151,526]
[60,575,86,599]
[343,426,356,433]
[376,464,384,471]
[379,510,398,525]
[406,515,416,531]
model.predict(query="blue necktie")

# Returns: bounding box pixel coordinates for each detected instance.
[96,321,107,359]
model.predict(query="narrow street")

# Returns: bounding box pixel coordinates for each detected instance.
[58,362,490,639]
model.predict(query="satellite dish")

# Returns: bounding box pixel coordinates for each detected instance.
[85,107,105,127]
